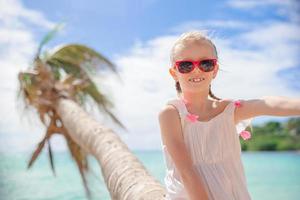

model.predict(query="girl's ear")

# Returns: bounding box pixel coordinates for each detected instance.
[169,67,178,81]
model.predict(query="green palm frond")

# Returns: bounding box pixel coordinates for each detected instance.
[46,44,122,78]
[36,23,65,58]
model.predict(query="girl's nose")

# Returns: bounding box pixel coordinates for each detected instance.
[193,66,203,73]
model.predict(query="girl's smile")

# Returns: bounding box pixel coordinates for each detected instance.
[189,77,205,83]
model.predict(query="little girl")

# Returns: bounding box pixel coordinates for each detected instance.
[158,31,300,200]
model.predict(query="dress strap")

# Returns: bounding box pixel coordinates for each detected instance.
[166,98,188,116]
[222,98,236,114]
[166,98,188,128]
[226,99,254,140]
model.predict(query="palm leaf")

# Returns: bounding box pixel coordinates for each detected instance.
[46,50,126,130]
[65,132,92,200]
[47,140,56,176]
[27,135,47,169]
[82,83,127,130]
[36,23,65,58]
[47,44,121,78]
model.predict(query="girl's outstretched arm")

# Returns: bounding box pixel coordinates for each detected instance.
[234,96,300,123]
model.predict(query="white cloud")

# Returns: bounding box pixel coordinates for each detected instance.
[0,0,54,29]
[227,0,300,22]
[170,20,253,33]
[92,36,178,150]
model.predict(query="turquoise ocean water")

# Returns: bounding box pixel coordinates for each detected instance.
[1,151,300,200]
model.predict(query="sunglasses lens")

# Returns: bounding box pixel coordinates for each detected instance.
[201,60,215,72]
[178,61,193,73]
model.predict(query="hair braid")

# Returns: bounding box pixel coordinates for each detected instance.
[208,84,222,100]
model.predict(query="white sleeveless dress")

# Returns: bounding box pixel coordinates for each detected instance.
[161,98,253,200]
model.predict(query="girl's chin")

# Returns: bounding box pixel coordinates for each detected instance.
[190,82,203,85]
[189,81,207,87]
[185,85,208,92]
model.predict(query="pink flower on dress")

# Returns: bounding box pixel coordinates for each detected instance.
[234,100,242,108]
[240,130,251,140]
[181,98,199,123]
[186,113,199,123]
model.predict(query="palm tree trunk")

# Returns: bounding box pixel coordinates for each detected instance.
[55,98,166,200]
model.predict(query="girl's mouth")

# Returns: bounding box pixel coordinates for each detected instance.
[189,78,205,82]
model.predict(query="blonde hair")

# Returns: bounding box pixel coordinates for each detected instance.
[170,30,218,64]
[170,30,221,100]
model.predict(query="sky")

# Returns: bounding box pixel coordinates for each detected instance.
[0,0,299,152]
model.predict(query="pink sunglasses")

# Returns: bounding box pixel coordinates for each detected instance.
[174,59,217,73]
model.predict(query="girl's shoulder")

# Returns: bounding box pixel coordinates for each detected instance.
[219,98,245,108]
[219,98,235,103]
[212,98,235,112]
[158,98,185,119]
